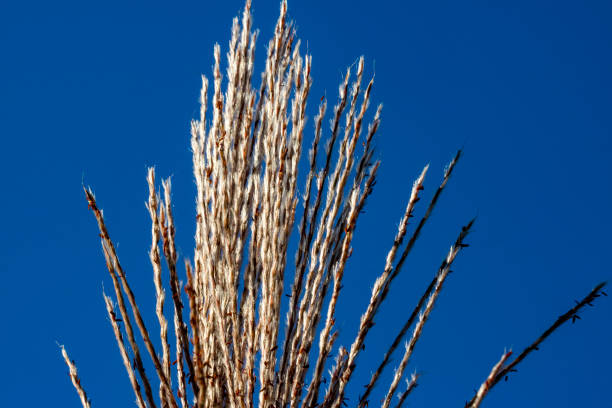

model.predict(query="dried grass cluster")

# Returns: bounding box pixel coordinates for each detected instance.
[61,2,606,407]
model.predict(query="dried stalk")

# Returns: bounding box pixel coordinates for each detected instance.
[103,294,147,408]
[395,372,419,408]
[465,282,608,407]
[147,168,172,408]
[378,219,474,408]
[60,346,91,408]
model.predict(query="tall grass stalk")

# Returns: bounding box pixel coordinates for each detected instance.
[62,1,606,407]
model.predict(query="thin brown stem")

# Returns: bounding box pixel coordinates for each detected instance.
[464,282,608,407]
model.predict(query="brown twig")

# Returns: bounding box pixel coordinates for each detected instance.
[464,282,607,407]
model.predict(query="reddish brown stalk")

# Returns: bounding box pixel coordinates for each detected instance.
[84,187,177,408]
[185,261,206,407]
[158,186,199,396]
[103,294,147,408]
[101,240,158,408]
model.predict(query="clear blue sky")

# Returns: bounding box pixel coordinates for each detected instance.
[1,0,610,407]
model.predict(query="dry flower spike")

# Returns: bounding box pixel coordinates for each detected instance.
[62,1,606,408]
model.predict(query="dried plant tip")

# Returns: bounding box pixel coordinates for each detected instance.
[60,345,92,408]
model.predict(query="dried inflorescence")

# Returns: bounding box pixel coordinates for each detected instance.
[62,1,606,408]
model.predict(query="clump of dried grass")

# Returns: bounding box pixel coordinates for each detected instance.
[62,1,607,407]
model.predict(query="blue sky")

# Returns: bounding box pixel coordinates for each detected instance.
[1,0,611,407]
